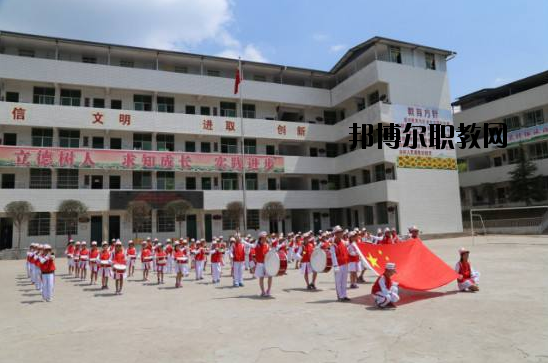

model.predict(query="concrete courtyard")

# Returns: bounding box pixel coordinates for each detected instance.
[1,235,547,363]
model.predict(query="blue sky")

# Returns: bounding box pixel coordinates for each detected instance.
[1,0,547,100]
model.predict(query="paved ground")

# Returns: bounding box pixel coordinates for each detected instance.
[1,235,547,363]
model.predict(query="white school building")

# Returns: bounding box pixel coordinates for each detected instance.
[0,30,462,250]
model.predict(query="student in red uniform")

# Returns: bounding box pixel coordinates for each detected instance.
[98,242,112,290]
[79,241,90,280]
[65,240,75,276]
[379,228,394,245]
[193,241,206,280]
[405,225,422,243]
[390,228,401,243]
[141,243,153,281]
[297,234,317,290]
[165,239,174,274]
[173,242,187,288]
[455,248,480,292]
[210,241,224,284]
[112,241,127,294]
[32,244,43,291]
[372,262,399,308]
[230,236,252,287]
[89,241,100,285]
[73,241,81,278]
[253,231,272,297]
[126,240,137,277]
[347,232,361,289]
[39,244,56,302]
[155,243,167,284]
[330,226,350,302]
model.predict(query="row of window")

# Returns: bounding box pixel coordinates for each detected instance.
[503,109,545,131]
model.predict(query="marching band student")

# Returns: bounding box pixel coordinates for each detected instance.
[296,234,317,290]
[73,241,81,278]
[455,248,480,292]
[244,235,252,270]
[165,239,174,274]
[98,242,112,290]
[126,240,137,277]
[173,242,186,288]
[112,241,127,294]
[330,226,351,302]
[192,240,206,280]
[293,233,302,269]
[230,236,252,287]
[38,244,56,302]
[89,241,99,285]
[405,225,422,243]
[26,244,34,278]
[347,232,361,289]
[141,243,153,281]
[372,262,399,308]
[108,239,116,259]
[65,240,75,275]
[379,228,394,245]
[210,240,224,284]
[180,239,190,277]
[29,244,37,286]
[79,241,89,280]
[391,228,401,243]
[248,241,257,277]
[253,231,273,297]
[33,244,43,292]
[155,243,167,284]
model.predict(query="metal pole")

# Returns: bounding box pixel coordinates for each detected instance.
[470,209,474,246]
[238,58,248,233]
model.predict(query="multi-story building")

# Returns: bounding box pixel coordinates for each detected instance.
[454,71,548,221]
[0,30,462,250]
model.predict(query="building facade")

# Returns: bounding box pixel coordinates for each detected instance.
[0,31,462,250]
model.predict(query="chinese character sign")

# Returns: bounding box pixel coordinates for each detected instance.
[0,146,285,173]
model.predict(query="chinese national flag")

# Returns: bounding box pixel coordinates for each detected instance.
[234,68,241,94]
[355,239,459,291]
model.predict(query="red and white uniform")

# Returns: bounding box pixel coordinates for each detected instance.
[297,241,315,275]
[253,242,271,278]
[330,239,350,299]
[112,251,127,280]
[165,244,174,273]
[141,248,153,271]
[98,250,112,278]
[455,261,480,291]
[372,274,399,307]
[38,253,56,301]
[126,246,137,270]
[347,242,361,272]
[79,247,90,269]
[73,247,81,266]
[65,245,75,268]
[193,246,206,280]
[155,250,167,273]
[231,241,250,285]
[173,249,189,275]
[89,248,100,273]
[210,245,224,283]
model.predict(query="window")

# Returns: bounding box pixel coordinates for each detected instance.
[33,87,55,105]
[503,116,521,131]
[28,212,50,236]
[157,210,175,233]
[109,175,121,189]
[59,129,80,148]
[267,178,277,190]
[30,169,52,189]
[134,95,152,111]
[243,104,256,118]
[247,210,260,230]
[528,142,548,160]
[110,138,122,149]
[326,143,338,158]
[362,169,371,184]
[57,169,79,189]
[324,110,337,125]
[200,106,211,116]
[368,91,379,106]
[120,59,134,68]
[266,145,276,155]
[310,148,318,157]
[222,210,238,230]
[110,99,122,109]
[6,92,19,102]
[185,141,196,152]
[133,212,152,234]
[174,66,188,73]
[201,142,211,153]
[56,216,77,236]
[220,102,237,117]
[253,74,266,82]
[185,105,196,114]
[60,89,81,106]
[207,69,220,77]
[524,109,544,127]
[93,98,105,108]
[351,175,357,187]
[19,49,35,57]
[245,174,258,190]
[493,156,502,167]
[376,202,388,224]
[364,206,374,225]
[156,134,174,151]
[3,133,16,145]
[327,175,340,190]
[311,179,320,190]
[186,177,196,190]
[92,137,104,149]
[425,52,436,70]
[344,174,350,188]
[375,164,386,182]
[157,97,174,113]
[157,171,175,190]
[133,171,152,189]
[507,148,521,164]
[221,138,238,153]
[133,133,152,150]
[82,56,97,64]
[1,174,15,189]
[221,173,238,190]
[389,46,402,64]
[244,139,257,154]
[201,177,212,190]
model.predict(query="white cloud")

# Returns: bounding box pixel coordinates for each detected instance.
[0,0,266,59]
[217,44,267,62]
[329,44,347,53]
[312,33,329,42]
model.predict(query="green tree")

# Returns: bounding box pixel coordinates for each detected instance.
[260,201,286,233]
[58,199,88,243]
[126,200,152,239]
[225,201,244,232]
[508,146,547,206]
[165,199,193,238]
[4,201,34,250]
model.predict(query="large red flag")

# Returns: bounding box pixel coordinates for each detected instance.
[234,68,241,94]
[355,239,458,291]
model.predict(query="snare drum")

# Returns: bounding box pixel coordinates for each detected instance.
[143,256,153,262]
[100,260,110,266]
[311,248,332,273]
[264,250,288,277]
[176,257,188,263]
[157,258,167,266]
[113,264,126,273]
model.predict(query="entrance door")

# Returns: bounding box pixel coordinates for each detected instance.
[313,212,321,233]
[0,218,13,250]
[186,214,197,240]
[90,216,102,242]
[108,216,120,241]
[91,175,103,189]
[204,214,212,242]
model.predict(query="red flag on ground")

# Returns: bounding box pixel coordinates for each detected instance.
[234,68,241,94]
[355,239,458,291]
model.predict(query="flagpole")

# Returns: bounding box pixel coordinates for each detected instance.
[238,57,248,233]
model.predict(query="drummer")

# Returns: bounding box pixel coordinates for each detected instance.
[73,241,81,278]
[65,240,75,276]
[38,244,56,302]
[193,240,206,281]
[173,242,186,288]
[112,241,127,294]
[155,243,167,284]
[180,239,190,277]
[252,231,273,297]
[141,242,153,281]
[98,241,112,290]
[89,241,99,285]
[330,225,351,302]
[79,241,90,280]
[126,240,137,277]
[210,240,224,284]
[165,239,174,274]
[297,233,317,290]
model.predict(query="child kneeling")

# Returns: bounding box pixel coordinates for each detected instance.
[372,262,399,308]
